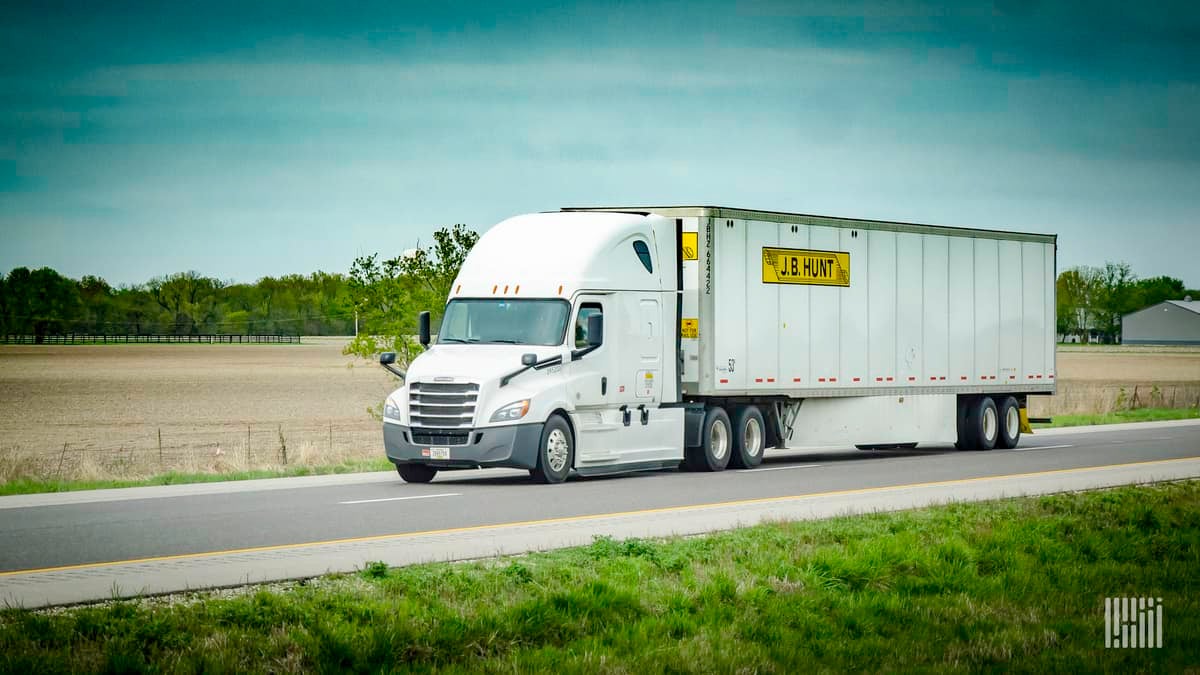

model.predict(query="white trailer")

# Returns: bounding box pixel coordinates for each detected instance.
[379,206,1056,483]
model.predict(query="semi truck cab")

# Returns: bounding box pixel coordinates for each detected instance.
[382,211,687,483]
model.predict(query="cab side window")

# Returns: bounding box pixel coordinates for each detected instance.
[632,240,653,273]
[575,303,603,348]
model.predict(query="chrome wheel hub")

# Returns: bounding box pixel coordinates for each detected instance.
[711,419,729,460]
[744,417,762,457]
[547,429,569,473]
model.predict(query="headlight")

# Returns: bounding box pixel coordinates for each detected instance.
[489,399,530,422]
[384,398,402,421]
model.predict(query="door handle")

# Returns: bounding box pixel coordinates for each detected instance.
[619,405,631,427]
[638,404,648,425]
[601,376,607,396]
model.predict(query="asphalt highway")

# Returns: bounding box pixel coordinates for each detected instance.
[1,419,1198,607]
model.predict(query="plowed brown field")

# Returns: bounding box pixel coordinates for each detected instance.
[0,339,394,480]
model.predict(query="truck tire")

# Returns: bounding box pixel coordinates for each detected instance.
[730,406,765,469]
[964,396,999,451]
[530,414,574,484]
[954,396,973,450]
[997,396,1021,449]
[396,463,437,483]
[686,407,732,472]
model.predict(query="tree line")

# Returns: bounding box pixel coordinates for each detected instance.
[0,267,355,338]
[1057,263,1197,343]
[2,232,1193,346]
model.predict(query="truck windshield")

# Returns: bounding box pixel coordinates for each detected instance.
[439,299,570,346]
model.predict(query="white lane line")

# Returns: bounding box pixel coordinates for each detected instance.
[339,493,461,505]
[1015,444,1074,451]
[740,464,821,473]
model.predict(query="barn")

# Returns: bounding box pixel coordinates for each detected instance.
[1122,299,1200,345]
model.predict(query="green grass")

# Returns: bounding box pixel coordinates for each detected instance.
[3,481,1197,672]
[1033,406,1200,428]
[0,458,395,497]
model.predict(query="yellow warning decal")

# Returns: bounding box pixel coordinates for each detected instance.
[680,318,699,339]
[681,232,698,261]
[761,247,850,286]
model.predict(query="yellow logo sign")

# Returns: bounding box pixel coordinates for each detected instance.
[761,247,850,286]
[681,232,698,261]
[680,318,699,339]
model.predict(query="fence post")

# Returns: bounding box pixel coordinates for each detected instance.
[57,443,69,478]
[278,425,288,465]
[158,427,163,463]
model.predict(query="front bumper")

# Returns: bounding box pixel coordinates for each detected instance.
[383,422,544,470]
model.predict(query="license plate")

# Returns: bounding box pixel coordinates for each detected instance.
[429,447,450,460]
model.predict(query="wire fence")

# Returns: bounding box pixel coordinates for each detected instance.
[2,334,300,345]
[1,421,383,483]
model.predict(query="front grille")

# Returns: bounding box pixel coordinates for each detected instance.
[410,381,478,429]
[410,428,472,446]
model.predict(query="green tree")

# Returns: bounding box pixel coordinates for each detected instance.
[1133,275,1186,309]
[146,271,223,335]
[1093,262,1138,343]
[1056,267,1099,342]
[1,267,83,341]
[344,224,479,366]
[78,275,115,332]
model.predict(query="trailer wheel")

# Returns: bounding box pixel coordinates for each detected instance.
[954,396,972,450]
[686,407,732,472]
[396,464,437,483]
[996,396,1021,449]
[530,414,574,484]
[964,396,999,451]
[730,406,765,469]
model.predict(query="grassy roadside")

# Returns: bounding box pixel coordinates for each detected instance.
[3,481,1197,672]
[0,457,394,497]
[1033,406,1200,428]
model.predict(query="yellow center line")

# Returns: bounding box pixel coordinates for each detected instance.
[2,455,1198,579]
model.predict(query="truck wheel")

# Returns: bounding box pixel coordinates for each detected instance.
[530,415,573,484]
[686,407,732,472]
[954,396,973,450]
[397,464,437,483]
[730,406,765,469]
[965,396,999,451]
[996,396,1021,449]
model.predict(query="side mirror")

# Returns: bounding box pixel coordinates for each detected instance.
[521,353,537,367]
[418,311,431,347]
[587,314,603,347]
[379,352,396,365]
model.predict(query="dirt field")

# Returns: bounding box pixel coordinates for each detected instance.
[1031,346,1200,416]
[0,339,395,481]
[1,342,1197,482]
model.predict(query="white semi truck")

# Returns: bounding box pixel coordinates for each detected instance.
[379,206,1056,484]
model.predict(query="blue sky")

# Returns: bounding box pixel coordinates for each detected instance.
[1,1,1197,287]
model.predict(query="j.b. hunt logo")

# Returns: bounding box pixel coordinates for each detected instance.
[1105,597,1162,649]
